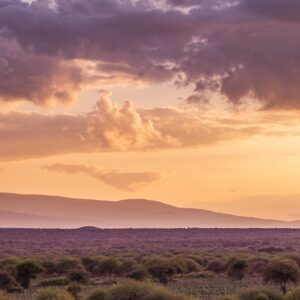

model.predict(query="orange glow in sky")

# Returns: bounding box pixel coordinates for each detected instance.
[1,0,300,221]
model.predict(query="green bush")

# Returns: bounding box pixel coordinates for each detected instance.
[56,258,83,275]
[147,262,176,285]
[16,261,44,289]
[119,259,137,274]
[34,287,73,300]
[81,257,99,275]
[263,259,300,295]
[237,288,283,300]
[128,265,149,280]
[227,259,248,280]
[167,256,200,274]
[166,257,186,274]
[183,259,201,273]
[0,258,19,277]
[39,277,70,287]
[98,257,121,275]
[42,260,58,276]
[104,280,196,300]
[185,254,204,266]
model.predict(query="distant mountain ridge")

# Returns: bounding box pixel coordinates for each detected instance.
[0,192,299,228]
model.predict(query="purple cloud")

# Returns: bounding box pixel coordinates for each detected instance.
[0,0,299,109]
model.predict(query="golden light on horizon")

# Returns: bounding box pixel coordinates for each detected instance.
[1,0,300,225]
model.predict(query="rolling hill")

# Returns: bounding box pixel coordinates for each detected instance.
[0,192,299,228]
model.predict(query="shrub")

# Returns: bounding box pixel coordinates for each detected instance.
[185,255,204,266]
[56,258,83,275]
[67,282,82,300]
[249,258,269,275]
[86,288,106,300]
[98,257,121,275]
[183,259,201,273]
[16,261,44,289]
[42,260,58,276]
[68,270,89,284]
[147,262,176,285]
[0,271,19,292]
[128,265,149,280]
[168,257,200,274]
[263,260,300,295]
[167,258,186,274]
[0,291,10,300]
[227,259,248,280]
[214,296,234,300]
[0,258,19,277]
[285,287,300,300]
[119,259,137,274]
[0,258,19,268]
[104,280,195,300]
[205,259,225,273]
[81,257,99,275]
[258,247,284,254]
[34,288,73,300]
[39,277,70,287]
[181,271,215,279]
[287,254,300,267]
[237,288,283,300]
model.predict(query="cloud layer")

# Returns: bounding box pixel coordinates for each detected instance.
[0,92,168,160]
[0,92,298,161]
[43,163,161,191]
[0,0,300,109]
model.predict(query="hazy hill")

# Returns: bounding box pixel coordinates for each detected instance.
[0,209,82,228]
[0,192,299,228]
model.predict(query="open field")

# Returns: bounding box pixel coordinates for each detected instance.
[1,228,300,299]
[0,228,299,256]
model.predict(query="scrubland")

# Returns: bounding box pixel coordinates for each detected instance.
[1,228,300,300]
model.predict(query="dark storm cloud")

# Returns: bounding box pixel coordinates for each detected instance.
[0,35,83,105]
[0,0,300,109]
[0,0,193,64]
[180,0,300,110]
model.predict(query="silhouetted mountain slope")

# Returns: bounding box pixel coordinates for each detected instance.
[0,192,299,228]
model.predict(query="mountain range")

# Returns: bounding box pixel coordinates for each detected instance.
[0,192,299,228]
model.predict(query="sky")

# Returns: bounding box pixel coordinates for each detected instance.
[1,0,300,220]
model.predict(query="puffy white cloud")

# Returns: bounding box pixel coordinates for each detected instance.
[85,91,172,151]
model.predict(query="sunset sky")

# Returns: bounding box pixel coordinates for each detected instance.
[1,0,300,220]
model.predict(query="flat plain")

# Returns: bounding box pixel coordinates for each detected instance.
[0,228,300,299]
